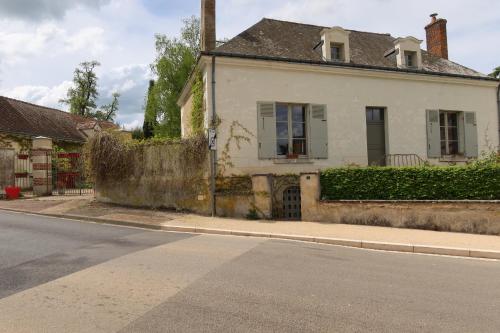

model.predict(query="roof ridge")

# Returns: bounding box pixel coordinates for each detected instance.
[261,17,392,36]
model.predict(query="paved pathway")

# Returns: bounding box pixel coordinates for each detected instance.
[1,211,500,332]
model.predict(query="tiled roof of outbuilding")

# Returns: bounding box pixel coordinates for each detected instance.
[0,96,117,142]
[214,18,486,78]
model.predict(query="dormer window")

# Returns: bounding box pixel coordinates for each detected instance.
[394,37,423,70]
[321,27,350,63]
[330,43,344,62]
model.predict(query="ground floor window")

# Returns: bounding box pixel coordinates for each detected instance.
[276,103,307,157]
[440,111,460,155]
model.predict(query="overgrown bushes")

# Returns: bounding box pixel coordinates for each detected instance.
[85,132,207,183]
[321,164,500,201]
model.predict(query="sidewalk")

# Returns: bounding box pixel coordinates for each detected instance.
[1,196,499,259]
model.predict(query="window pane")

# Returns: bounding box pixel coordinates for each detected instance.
[448,127,458,141]
[447,113,457,127]
[440,112,445,125]
[449,141,459,155]
[276,104,288,121]
[441,141,447,155]
[292,122,305,138]
[440,127,446,140]
[276,122,288,138]
[331,47,340,60]
[292,106,306,122]
[277,139,289,156]
[366,109,373,121]
[292,139,307,155]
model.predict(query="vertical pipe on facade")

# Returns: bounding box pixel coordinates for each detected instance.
[210,55,217,217]
[497,83,500,151]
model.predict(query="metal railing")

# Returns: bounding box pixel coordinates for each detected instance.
[378,154,427,167]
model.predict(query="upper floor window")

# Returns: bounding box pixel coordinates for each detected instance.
[330,43,344,62]
[405,51,417,68]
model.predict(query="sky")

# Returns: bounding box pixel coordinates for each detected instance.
[0,0,499,129]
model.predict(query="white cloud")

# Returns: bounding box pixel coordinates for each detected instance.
[0,81,73,110]
[0,0,111,21]
[64,27,106,54]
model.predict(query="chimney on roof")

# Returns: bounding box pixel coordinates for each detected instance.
[425,13,448,60]
[201,0,216,52]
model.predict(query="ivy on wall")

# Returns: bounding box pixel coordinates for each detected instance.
[190,71,204,136]
[0,134,32,152]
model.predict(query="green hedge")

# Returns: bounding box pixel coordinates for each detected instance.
[320,165,500,200]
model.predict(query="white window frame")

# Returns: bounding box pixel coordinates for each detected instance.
[275,103,309,158]
[330,43,345,62]
[439,110,463,157]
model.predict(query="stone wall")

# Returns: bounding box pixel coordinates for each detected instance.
[96,143,212,214]
[0,148,15,189]
[301,173,500,235]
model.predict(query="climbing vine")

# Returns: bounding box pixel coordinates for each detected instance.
[0,134,32,152]
[190,71,204,135]
[217,120,254,176]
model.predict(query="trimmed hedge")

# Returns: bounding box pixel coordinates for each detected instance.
[320,165,500,200]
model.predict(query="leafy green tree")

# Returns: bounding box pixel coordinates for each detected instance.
[143,80,158,139]
[95,92,120,122]
[61,61,121,122]
[150,16,200,138]
[489,66,500,78]
[60,61,101,117]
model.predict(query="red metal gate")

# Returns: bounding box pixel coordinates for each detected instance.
[52,152,94,196]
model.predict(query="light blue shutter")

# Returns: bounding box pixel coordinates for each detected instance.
[309,104,328,159]
[426,110,440,158]
[257,102,276,159]
[464,112,478,158]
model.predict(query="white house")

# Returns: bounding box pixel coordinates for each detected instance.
[179,1,500,176]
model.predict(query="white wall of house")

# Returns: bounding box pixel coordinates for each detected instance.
[181,57,499,176]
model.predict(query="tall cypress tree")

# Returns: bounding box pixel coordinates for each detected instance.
[143,80,158,139]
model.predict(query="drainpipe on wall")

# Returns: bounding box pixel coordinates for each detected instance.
[210,55,217,217]
[497,83,500,151]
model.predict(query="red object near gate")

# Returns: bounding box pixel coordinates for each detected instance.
[5,186,21,200]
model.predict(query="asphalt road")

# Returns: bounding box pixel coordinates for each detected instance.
[0,210,499,333]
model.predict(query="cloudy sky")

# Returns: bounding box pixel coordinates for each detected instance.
[0,0,499,129]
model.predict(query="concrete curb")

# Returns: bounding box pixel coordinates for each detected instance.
[1,208,499,260]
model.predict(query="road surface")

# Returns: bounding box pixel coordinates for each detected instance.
[0,210,499,332]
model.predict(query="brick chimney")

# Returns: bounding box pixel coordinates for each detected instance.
[425,13,448,59]
[201,0,216,52]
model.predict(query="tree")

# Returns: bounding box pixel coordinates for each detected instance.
[149,16,200,138]
[143,80,158,139]
[60,61,100,117]
[489,66,500,79]
[95,92,120,122]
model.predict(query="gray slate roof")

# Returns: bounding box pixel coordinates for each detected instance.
[215,18,486,78]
